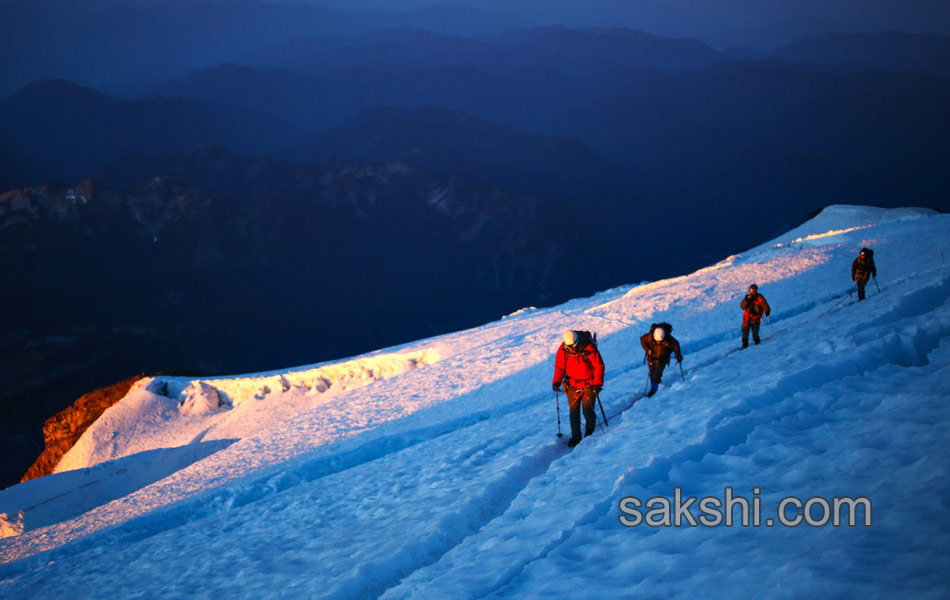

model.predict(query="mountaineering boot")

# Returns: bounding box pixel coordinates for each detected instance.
[567,436,582,448]
[646,380,659,397]
[585,424,596,437]
[742,341,748,349]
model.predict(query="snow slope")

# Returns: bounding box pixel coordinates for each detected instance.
[1,205,948,599]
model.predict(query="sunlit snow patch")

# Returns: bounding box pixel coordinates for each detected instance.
[162,348,440,410]
[0,512,24,539]
[504,306,537,318]
[773,225,873,249]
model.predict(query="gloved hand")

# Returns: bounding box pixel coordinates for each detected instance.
[676,357,682,364]
[591,385,602,393]
[553,381,562,392]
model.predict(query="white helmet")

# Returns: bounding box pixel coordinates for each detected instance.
[563,330,577,346]
[653,327,665,342]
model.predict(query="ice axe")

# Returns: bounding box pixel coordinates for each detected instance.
[555,389,563,437]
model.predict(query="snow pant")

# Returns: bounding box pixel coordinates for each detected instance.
[856,273,869,301]
[565,384,597,440]
[648,359,668,384]
[741,320,761,346]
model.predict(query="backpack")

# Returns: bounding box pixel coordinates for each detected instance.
[649,322,673,337]
[567,331,599,373]
[860,247,874,259]
[571,330,598,353]
[746,298,763,317]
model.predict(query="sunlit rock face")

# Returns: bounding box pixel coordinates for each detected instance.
[21,374,145,483]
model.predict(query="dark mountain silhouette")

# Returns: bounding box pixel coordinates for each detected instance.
[771,32,950,77]
[0,0,531,95]
[243,28,491,74]
[0,0,345,95]
[165,26,722,135]
[244,26,721,77]
[149,64,333,130]
[0,80,301,181]
[478,26,720,74]
[282,105,628,199]
[147,62,607,133]
[15,56,948,270]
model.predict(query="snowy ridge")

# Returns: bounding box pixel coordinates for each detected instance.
[165,347,441,413]
[54,347,440,475]
[0,205,948,599]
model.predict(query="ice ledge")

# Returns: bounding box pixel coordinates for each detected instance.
[146,348,442,412]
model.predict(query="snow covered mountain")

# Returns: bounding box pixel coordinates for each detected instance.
[1,205,948,598]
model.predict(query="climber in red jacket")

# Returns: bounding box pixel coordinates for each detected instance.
[553,330,604,447]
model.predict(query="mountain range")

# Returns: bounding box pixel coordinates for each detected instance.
[0,80,298,183]
[242,26,720,76]
[282,105,627,200]
[0,0,532,96]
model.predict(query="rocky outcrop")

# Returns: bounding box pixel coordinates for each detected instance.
[20,374,145,482]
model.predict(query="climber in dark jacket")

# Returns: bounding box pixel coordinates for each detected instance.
[740,284,771,348]
[553,330,605,447]
[639,323,682,397]
[852,248,877,301]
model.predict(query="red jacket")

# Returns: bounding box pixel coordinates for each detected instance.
[553,341,604,389]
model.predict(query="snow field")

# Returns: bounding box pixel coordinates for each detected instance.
[0,205,947,600]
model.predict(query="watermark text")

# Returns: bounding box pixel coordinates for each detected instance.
[618,487,872,528]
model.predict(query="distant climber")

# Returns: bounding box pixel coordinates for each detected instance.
[740,284,771,348]
[852,248,877,301]
[552,330,604,447]
[640,323,682,397]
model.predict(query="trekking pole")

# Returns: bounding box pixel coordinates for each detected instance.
[766,314,773,335]
[642,351,647,364]
[874,277,881,293]
[678,360,685,381]
[555,390,563,437]
[596,392,609,428]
